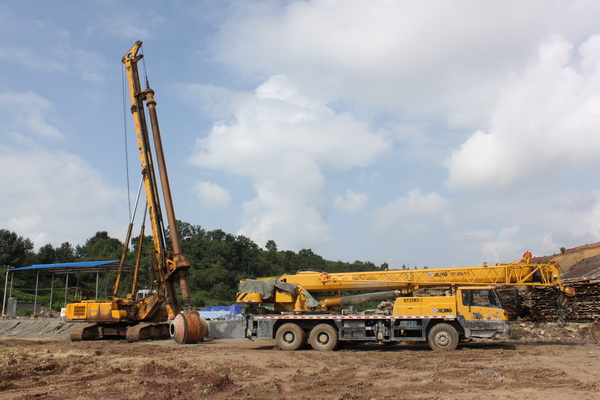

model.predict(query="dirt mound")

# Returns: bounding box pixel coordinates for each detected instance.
[544,242,600,278]
[563,254,600,280]
[510,322,592,342]
[593,321,600,343]
[136,360,233,399]
[0,319,75,337]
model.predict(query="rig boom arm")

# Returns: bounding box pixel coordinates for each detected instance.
[122,41,192,317]
[64,42,207,344]
[121,41,206,343]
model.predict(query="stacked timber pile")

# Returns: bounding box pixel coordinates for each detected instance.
[565,279,600,322]
[520,286,567,322]
[496,286,527,320]
[522,279,600,322]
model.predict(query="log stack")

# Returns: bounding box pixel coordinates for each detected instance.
[519,279,600,322]
[496,286,528,320]
[563,279,600,322]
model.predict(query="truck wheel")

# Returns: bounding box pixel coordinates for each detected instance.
[427,323,459,351]
[309,324,339,351]
[276,323,305,351]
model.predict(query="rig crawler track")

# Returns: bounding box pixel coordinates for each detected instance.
[70,322,170,341]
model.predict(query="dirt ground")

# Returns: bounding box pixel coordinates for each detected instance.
[1,323,599,400]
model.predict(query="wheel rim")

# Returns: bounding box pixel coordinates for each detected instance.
[317,332,330,345]
[283,331,296,344]
[435,332,450,347]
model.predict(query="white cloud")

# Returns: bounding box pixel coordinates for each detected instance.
[189,74,390,250]
[172,82,242,120]
[239,175,331,249]
[5,1,600,268]
[0,144,126,249]
[193,75,390,173]
[374,188,452,234]
[452,229,495,242]
[481,226,522,262]
[193,181,231,208]
[528,191,600,250]
[333,190,369,214]
[445,35,600,190]
[0,92,63,140]
[0,90,126,249]
[212,1,599,126]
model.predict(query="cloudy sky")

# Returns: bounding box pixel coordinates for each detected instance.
[2,1,600,268]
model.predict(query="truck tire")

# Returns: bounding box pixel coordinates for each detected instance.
[309,324,339,351]
[276,323,305,351]
[427,323,459,351]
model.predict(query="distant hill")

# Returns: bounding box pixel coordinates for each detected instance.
[533,242,600,280]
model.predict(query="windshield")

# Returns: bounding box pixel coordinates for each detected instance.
[462,289,502,309]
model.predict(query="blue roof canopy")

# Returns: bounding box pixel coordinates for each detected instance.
[10,261,132,274]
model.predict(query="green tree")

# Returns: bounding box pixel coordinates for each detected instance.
[177,221,206,242]
[36,243,57,264]
[55,242,76,262]
[0,229,35,267]
[295,249,326,271]
[263,240,282,273]
[36,242,77,264]
[265,240,278,252]
[75,231,123,260]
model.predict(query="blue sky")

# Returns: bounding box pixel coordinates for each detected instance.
[2,1,600,268]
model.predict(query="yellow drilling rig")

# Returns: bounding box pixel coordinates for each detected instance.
[65,41,208,343]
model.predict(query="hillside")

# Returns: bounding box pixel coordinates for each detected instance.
[561,254,600,280]
[519,243,600,324]
[533,242,600,280]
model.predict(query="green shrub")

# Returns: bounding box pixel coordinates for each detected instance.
[16,309,33,317]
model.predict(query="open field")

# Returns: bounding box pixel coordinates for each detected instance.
[0,321,599,399]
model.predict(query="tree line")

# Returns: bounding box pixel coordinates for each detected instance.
[0,224,388,309]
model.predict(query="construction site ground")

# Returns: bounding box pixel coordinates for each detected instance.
[0,320,599,399]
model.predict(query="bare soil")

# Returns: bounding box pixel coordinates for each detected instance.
[1,323,599,400]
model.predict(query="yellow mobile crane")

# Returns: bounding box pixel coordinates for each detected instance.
[65,42,208,343]
[237,252,574,351]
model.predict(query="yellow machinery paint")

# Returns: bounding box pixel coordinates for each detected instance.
[65,42,208,343]
[237,253,573,351]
